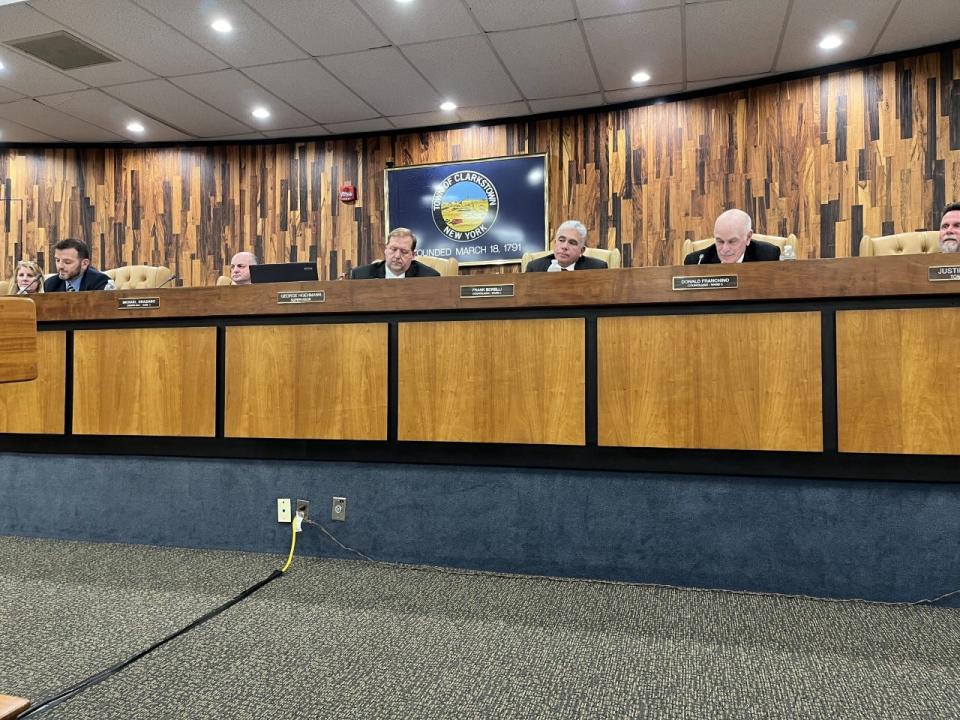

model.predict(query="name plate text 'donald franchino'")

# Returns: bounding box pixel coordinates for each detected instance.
[459,284,515,298]
[672,275,738,291]
[118,297,160,310]
[277,290,326,304]
[929,266,960,282]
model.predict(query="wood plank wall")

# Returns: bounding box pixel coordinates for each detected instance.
[2,45,959,284]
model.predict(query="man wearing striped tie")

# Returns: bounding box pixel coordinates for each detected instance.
[44,239,114,292]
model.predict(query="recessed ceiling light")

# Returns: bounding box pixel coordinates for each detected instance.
[0,60,5,71]
[251,106,271,119]
[440,101,457,111]
[631,71,651,84]
[395,0,414,4]
[211,18,232,33]
[819,34,843,50]
[126,121,145,133]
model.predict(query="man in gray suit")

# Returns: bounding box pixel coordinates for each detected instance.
[525,220,608,272]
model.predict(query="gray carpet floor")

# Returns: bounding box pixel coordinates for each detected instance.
[1,535,958,719]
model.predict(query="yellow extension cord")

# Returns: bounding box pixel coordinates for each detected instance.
[280,513,299,573]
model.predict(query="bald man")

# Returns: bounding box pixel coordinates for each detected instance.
[229,252,258,285]
[684,209,781,264]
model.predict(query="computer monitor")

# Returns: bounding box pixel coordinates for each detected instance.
[249,263,319,284]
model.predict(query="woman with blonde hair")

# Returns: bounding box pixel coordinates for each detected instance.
[7,259,45,295]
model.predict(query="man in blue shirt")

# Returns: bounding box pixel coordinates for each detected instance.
[44,239,113,292]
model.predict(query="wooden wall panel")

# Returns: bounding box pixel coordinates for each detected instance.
[73,327,216,436]
[224,323,387,440]
[0,331,65,434]
[2,46,959,283]
[837,308,960,455]
[398,319,585,444]
[598,313,823,451]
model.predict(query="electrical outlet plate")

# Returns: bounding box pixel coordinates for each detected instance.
[332,496,346,522]
[277,498,292,523]
[296,499,310,520]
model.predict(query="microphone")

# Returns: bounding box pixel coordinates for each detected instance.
[156,273,179,289]
[697,253,704,265]
[16,274,43,295]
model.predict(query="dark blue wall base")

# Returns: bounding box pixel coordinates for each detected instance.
[1,452,957,605]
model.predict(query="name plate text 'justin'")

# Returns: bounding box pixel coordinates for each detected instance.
[118,297,160,310]
[277,291,326,304]
[460,284,515,298]
[672,275,738,291]
[928,266,960,282]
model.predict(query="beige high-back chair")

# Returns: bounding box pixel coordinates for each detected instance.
[858,231,940,256]
[681,233,795,261]
[520,247,622,271]
[0,280,9,295]
[104,265,174,289]
[415,255,459,276]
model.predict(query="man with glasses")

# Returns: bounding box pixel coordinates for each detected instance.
[350,228,440,279]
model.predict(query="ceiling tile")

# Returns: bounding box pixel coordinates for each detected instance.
[132,0,306,67]
[489,22,600,98]
[0,99,125,141]
[261,125,331,139]
[0,85,25,103]
[456,101,529,122]
[170,69,313,130]
[0,47,86,96]
[29,0,227,77]
[576,0,678,18]
[686,0,788,81]
[404,36,521,107]
[244,0,388,56]
[873,0,960,55]
[322,47,442,116]
[206,132,267,141]
[605,82,683,104]
[66,61,155,88]
[39,89,192,141]
[529,93,604,114]
[584,7,683,88]
[388,111,452,129]
[776,0,899,73]
[243,60,378,124]
[354,0,479,45]
[324,118,395,135]
[0,117,61,142]
[106,79,251,137]
[684,73,773,93]
[466,0,575,31]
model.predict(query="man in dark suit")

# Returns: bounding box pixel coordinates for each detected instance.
[350,228,441,279]
[525,220,608,272]
[43,238,114,292]
[683,209,781,264]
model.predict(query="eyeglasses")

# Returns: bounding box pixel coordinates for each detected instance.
[385,244,413,257]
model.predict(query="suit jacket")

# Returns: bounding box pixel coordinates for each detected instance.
[525,253,608,272]
[683,240,781,265]
[43,267,112,292]
[350,260,441,279]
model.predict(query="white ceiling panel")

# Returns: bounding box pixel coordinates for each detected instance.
[354,0,479,46]
[576,0,679,18]
[0,2,63,41]
[206,132,267,141]
[0,85,25,103]
[323,117,395,135]
[170,70,313,130]
[322,47,442,116]
[0,117,60,142]
[31,0,228,77]
[605,82,683,104]
[39,89,192,141]
[584,7,683,89]
[686,0,788,81]
[457,101,530,122]
[873,0,960,55]
[244,0,388,57]
[466,0,576,31]
[776,0,899,73]
[106,80,251,137]
[0,99,125,141]
[131,0,306,68]
[65,60,155,87]
[403,36,522,107]
[528,93,604,114]
[0,47,85,96]
[685,73,773,92]
[489,22,599,98]
[262,126,331,139]
[388,111,453,129]
[243,60,378,125]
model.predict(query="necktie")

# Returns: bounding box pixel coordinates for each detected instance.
[65,283,76,292]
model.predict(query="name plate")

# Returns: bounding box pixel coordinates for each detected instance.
[460,284,515,298]
[928,265,960,282]
[278,290,326,304]
[118,297,160,310]
[672,275,738,291]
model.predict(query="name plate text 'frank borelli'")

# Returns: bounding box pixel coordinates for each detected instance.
[672,275,738,291]
[929,266,960,282]
[118,297,160,310]
[277,291,326,304]
[460,284,515,298]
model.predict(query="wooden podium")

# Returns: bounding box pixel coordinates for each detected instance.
[0,297,38,384]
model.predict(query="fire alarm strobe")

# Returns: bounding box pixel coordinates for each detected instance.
[339,183,357,202]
